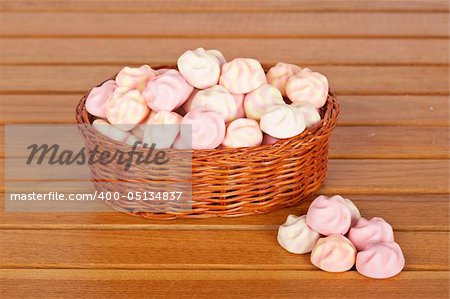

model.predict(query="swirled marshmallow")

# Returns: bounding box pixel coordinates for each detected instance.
[220,58,266,94]
[181,107,225,149]
[356,242,405,279]
[106,87,150,131]
[190,85,239,122]
[332,195,361,227]
[266,62,301,96]
[93,119,137,146]
[244,84,284,120]
[306,195,352,235]
[207,49,226,67]
[177,48,221,89]
[277,215,321,254]
[310,235,356,272]
[142,111,183,149]
[286,68,329,108]
[115,65,156,91]
[85,80,117,118]
[143,69,193,112]
[259,104,306,139]
[292,102,322,128]
[348,217,395,251]
[222,118,263,148]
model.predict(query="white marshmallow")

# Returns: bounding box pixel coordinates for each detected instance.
[260,104,306,139]
[244,84,284,120]
[291,102,322,128]
[177,47,221,89]
[277,215,321,254]
[266,62,301,96]
[143,111,183,149]
[219,58,266,94]
[286,68,329,108]
[222,118,263,148]
[190,85,239,122]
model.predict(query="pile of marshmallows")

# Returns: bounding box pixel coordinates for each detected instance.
[277,195,405,279]
[85,48,329,149]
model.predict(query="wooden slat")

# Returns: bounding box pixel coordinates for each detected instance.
[1,66,448,94]
[1,95,448,126]
[1,124,448,159]
[0,12,447,38]
[0,195,448,231]
[2,160,449,194]
[1,38,448,65]
[1,0,448,13]
[0,270,448,299]
[0,230,447,270]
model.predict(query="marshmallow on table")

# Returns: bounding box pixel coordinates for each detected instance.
[207,49,226,67]
[356,242,405,279]
[259,104,306,139]
[180,107,226,149]
[177,48,221,89]
[85,80,117,118]
[93,119,136,145]
[311,235,356,273]
[277,215,321,254]
[286,68,329,108]
[222,118,263,148]
[266,62,301,96]
[220,58,267,94]
[328,195,361,227]
[143,111,183,149]
[115,65,156,91]
[348,217,395,251]
[244,84,284,120]
[190,85,239,122]
[306,195,352,236]
[292,102,322,128]
[143,69,193,112]
[106,87,150,132]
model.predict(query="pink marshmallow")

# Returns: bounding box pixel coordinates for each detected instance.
[190,85,239,122]
[244,84,284,120]
[180,107,225,149]
[277,215,321,254]
[306,195,352,236]
[106,87,150,132]
[220,58,266,94]
[222,118,263,148]
[143,69,193,112]
[233,93,246,119]
[356,242,405,279]
[286,68,329,108]
[172,133,191,149]
[143,111,183,149]
[261,134,281,145]
[115,65,156,91]
[310,235,356,273]
[348,217,395,251]
[259,104,306,139]
[85,80,117,118]
[266,62,301,96]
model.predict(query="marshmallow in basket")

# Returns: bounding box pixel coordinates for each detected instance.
[86,48,330,149]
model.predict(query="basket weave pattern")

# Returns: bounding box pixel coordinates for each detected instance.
[75,65,340,219]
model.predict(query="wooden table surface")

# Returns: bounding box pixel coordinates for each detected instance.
[0,1,449,298]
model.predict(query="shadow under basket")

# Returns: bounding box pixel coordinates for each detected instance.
[75,67,340,220]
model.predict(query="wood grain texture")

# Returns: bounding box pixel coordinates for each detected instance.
[2,160,449,194]
[1,66,448,94]
[1,95,448,126]
[0,195,448,231]
[0,12,448,38]
[1,38,448,65]
[0,230,448,270]
[1,0,448,13]
[0,270,448,299]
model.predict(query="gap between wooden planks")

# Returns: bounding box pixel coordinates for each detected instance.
[0,270,448,299]
[1,38,448,66]
[0,0,448,13]
[0,230,447,271]
[0,66,448,94]
[1,95,448,126]
[0,12,448,38]
[0,194,448,231]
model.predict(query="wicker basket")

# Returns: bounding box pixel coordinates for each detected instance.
[75,65,340,219]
